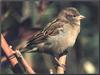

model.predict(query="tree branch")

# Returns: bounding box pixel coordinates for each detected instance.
[57,55,67,74]
[1,34,35,74]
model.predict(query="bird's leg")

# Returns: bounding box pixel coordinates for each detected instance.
[54,57,66,70]
[54,50,68,70]
[54,57,61,66]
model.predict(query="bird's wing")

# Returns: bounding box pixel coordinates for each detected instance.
[42,18,65,36]
[26,18,67,48]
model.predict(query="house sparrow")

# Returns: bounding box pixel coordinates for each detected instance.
[20,7,85,59]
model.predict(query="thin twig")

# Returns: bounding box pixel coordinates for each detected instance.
[1,34,36,74]
[15,50,36,74]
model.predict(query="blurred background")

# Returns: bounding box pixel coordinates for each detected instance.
[0,0,99,74]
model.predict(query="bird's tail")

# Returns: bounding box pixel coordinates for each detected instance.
[17,40,38,53]
[20,47,38,53]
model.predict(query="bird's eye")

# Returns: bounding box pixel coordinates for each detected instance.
[73,15,76,17]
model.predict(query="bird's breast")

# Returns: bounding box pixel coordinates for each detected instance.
[47,26,80,50]
[42,25,80,55]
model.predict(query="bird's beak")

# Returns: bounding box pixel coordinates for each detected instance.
[79,15,86,19]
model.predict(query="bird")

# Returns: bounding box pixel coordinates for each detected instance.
[20,7,85,63]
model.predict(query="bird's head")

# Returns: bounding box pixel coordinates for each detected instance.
[58,7,86,25]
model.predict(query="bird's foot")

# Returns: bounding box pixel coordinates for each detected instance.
[54,57,66,71]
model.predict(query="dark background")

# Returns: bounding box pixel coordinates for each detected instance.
[0,0,99,74]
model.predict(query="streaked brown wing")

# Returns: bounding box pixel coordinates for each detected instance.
[42,18,64,36]
[27,31,46,44]
[27,18,65,45]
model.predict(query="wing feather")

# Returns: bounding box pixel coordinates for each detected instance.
[27,18,66,47]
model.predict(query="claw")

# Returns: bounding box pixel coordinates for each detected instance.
[54,57,66,71]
